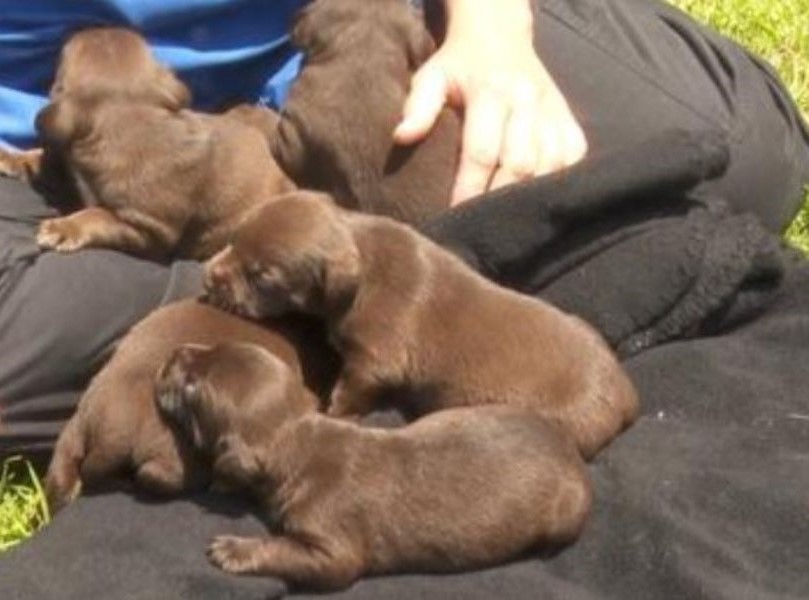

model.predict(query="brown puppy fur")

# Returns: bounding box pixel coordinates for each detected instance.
[45,299,338,513]
[23,27,293,260]
[273,0,460,224]
[156,342,591,591]
[204,192,639,459]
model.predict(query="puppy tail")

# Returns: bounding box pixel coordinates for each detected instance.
[44,416,85,514]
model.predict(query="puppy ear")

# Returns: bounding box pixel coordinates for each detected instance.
[290,3,319,51]
[271,116,308,183]
[321,219,361,313]
[290,1,342,56]
[153,67,191,110]
[35,98,88,147]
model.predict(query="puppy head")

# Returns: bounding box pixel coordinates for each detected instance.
[155,342,313,487]
[292,0,434,68]
[51,26,190,109]
[203,192,360,320]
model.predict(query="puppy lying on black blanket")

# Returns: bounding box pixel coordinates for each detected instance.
[273,0,460,223]
[155,341,591,591]
[204,192,638,459]
[45,299,338,513]
[3,27,293,260]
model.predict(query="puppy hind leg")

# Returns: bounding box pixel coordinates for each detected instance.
[207,533,364,591]
[44,416,85,514]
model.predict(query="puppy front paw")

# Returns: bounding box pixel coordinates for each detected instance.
[37,217,90,252]
[207,535,264,574]
[0,148,40,180]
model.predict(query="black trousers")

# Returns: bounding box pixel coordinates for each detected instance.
[1,0,808,460]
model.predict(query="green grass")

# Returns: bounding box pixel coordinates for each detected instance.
[0,456,50,553]
[670,0,809,253]
[1,0,808,554]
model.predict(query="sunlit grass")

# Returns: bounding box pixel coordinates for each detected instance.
[0,456,50,554]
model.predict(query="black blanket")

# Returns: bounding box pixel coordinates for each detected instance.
[3,130,809,599]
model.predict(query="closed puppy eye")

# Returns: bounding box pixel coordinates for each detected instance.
[252,267,284,293]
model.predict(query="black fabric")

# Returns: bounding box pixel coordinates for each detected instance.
[3,128,809,599]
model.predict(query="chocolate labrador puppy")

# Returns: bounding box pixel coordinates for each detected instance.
[203,192,639,459]
[45,299,338,513]
[273,0,460,224]
[156,341,591,590]
[9,27,293,260]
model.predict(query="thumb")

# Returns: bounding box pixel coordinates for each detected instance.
[393,62,449,145]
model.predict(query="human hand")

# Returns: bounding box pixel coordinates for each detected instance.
[393,0,587,205]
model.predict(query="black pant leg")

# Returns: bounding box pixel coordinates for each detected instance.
[535,0,809,232]
[0,178,202,460]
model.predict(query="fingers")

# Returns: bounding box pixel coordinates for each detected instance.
[393,62,448,145]
[451,87,509,205]
[489,92,589,196]
[489,89,542,192]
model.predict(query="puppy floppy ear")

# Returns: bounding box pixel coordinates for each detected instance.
[153,67,191,110]
[321,218,361,314]
[35,98,89,147]
[290,3,320,51]
[290,1,344,56]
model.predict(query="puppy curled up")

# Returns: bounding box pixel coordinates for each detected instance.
[155,341,592,591]
[274,0,460,223]
[204,191,639,459]
[11,27,293,260]
[45,299,338,513]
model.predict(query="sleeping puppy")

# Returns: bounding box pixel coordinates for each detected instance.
[45,299,338,513]
[204,191,639,459]
[25,27,293,260]
[273,0,460,224]
[155,341,591,590]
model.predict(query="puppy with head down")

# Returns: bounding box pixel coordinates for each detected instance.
[10,27,293,260]
[273,0,460,224]
[155,341,591,590]
[204,191,639,459]
[45,299,337,513]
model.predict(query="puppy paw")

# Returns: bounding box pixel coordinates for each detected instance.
[0,148,42,180]
[37,217,90,252]
[207,535,264,574]
[0,149,26,179]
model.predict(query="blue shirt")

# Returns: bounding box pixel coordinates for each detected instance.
[0,0,307,149]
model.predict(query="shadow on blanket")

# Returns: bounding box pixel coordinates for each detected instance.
[2,129,808,599]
